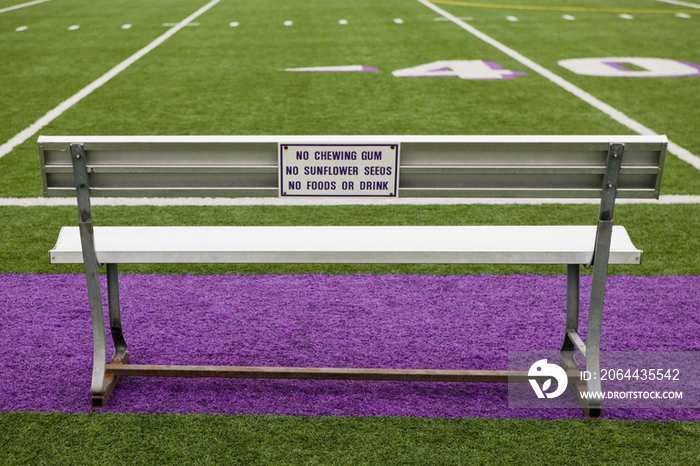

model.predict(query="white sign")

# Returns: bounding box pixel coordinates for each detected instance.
[279,143,400,197]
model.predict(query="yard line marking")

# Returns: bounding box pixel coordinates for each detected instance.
[0,0,51,14]
[2,195,700,207]
[163,22,199,26]
[0,0,220,160]
[417,0,700,170]
[429,0,699,14]
[657,0,700,8]
[286,65,378,72]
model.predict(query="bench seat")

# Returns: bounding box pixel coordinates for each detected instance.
[50,225,641,265]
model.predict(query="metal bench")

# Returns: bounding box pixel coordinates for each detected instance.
[39,135,667,417]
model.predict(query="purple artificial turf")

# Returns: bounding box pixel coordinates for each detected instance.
[0,273,698,421]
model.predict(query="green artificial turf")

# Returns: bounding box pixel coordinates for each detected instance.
[435,0,700,163]
[1,412,699,465]
[2,0,699,197]
[0,0,51,9]
[2,2,700,463]
[0,0,205,144]
[0,0,25,8]
[2,203,699,275]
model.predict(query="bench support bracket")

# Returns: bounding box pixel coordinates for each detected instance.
[561,143,624,414]
[72,143,129,405]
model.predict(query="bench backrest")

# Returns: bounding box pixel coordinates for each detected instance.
[38,135,666,199]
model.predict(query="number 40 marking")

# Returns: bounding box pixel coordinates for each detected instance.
[392,60,526,80]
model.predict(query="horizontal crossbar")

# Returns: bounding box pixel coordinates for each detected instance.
[105,363,581,383]
[43,164,659,176]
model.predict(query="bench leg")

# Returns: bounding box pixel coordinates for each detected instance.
[561,143,622,417]
[107,264,129,364]
[71,143,118,407]
[79,222,109,402]
[558,224,614,416]
[89,265,130,407]
[559,264,600,418]
[560,264,580,359]
[584,219,614,412]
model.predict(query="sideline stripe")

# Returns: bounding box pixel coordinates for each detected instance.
[656,0,700,8]
[2,195,699,207]
[0,0,221,160]
[0,0,51,14]
[419,0,700,170]
[429,0,699,14]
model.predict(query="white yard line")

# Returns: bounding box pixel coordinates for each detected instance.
[0,0,51,14]
[2,195,699,207]
[656,0,700,8]
[0,0,220,160]
[414,0,700,171]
